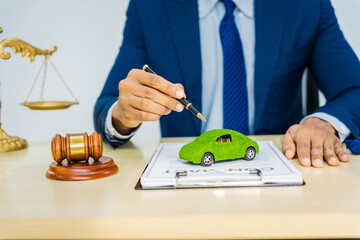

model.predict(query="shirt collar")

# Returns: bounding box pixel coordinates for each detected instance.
[198,0,254,19]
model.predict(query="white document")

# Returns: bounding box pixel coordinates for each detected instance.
[139,141,303,189]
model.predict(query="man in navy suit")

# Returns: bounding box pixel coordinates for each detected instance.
[94,0,360,168]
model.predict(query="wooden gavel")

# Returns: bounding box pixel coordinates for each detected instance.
[51,132,102,163]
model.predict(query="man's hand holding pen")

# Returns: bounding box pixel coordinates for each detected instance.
[143,65,206,121]
[112,68,185,135]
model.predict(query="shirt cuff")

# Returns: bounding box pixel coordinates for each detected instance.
[105,101,139,140]
[301,112,350,142]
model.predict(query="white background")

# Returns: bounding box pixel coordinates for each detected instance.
[0,0,359,143]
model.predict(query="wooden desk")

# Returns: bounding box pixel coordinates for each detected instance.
[0,135,359,239]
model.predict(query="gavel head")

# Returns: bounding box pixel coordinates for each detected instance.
[51,132,103,163]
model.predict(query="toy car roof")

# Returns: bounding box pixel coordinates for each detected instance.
[194,129,247,143]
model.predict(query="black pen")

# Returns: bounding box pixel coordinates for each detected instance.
[142,64,206,122]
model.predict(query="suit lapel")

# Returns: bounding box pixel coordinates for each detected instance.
[165,0,202,135]
[254,0,288,133]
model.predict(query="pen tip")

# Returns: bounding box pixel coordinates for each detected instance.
[197,113,206,122]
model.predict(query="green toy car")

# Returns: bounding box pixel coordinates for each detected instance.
[179,129,259,166]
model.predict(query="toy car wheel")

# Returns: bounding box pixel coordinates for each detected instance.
[201,152,214,166]
[245,147,256,160]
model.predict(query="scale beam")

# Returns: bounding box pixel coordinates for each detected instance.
[0,27,57,62]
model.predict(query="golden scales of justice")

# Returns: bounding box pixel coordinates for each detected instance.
[0,27,79,152]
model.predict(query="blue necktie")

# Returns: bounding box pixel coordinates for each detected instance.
[220,0,249,135]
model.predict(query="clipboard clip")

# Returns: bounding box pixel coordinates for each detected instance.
[175,168,263,188]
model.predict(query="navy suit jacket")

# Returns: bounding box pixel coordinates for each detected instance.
[94,0,360,147]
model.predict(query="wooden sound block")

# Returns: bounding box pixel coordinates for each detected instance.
[46,156,118,181]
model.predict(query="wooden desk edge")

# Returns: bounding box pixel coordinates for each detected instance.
[1,213,359,239]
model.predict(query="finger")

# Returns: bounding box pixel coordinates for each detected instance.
[164,109,172,115]
[310,139,324,168]
[323,139,339,166]
[174,83,184,91]
[132,84,184,112]
[129,95,171,116]
[131,69,185,99]
[334,141,349,162]
[296,135,312,167]
[281,132,296,159]
[129,107,162,122]
[174,83,186,98]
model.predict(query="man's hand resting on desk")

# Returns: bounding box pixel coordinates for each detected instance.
[281,117,349,168]
[112,69,185,135]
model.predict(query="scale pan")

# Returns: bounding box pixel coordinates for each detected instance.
[20,101,78,110]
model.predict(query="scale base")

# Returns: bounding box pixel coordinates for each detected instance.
[46,156,118,181]
[0,127,28,153]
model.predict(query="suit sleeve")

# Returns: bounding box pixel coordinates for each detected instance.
[310,0,360,137]
[93,0,148,147]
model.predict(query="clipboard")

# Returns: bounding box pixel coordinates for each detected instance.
[135,141,304,190]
